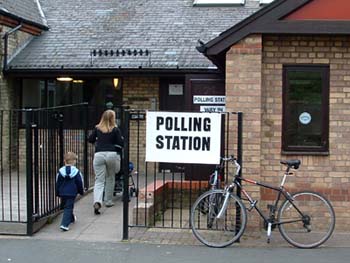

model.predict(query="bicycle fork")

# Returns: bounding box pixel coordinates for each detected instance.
[216,189,230,219]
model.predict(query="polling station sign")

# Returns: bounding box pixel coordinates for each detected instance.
[146,111,221,164]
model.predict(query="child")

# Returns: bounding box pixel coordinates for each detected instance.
[56,152,84,231]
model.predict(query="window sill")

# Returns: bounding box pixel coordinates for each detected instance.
[281,151,329,156]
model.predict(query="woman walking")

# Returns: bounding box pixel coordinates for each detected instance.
[88,110,124,215]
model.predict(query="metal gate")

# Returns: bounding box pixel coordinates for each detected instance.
[122,110,243,240]
[0,103,108,235]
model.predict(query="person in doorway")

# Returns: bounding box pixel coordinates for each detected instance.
[56,152,84,231]
[88,109,124,215]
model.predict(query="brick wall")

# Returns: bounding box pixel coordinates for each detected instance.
[262,35,350,231]
[226,34,350,232]
[0,25,32,110]
[226,34,262,233]
[123,77,159,174]
[0,25,32,170]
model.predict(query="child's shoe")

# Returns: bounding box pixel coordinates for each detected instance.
[60,225,69,231]
[94,202,101,215]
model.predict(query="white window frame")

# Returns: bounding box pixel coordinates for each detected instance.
[193,0,245,6]
[259,0,274,5]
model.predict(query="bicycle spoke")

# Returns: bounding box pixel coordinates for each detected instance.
[278,191,335,248]
[191,190,247,248]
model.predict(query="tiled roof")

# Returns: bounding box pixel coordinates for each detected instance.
[0,0,47,27]
[8,0,262,71]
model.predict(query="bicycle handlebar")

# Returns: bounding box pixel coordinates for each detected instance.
[221,155,241,176]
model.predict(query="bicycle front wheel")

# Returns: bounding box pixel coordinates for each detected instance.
[278,191,335,248]
[190,189,247,248]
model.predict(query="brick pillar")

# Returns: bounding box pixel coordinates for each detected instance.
[226,34,262,234]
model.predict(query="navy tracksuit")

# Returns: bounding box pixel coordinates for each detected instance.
[56,166,84,228]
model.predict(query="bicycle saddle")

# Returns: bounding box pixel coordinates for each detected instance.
[280,159,301,169]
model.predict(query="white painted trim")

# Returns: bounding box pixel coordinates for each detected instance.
[193,0,245,6]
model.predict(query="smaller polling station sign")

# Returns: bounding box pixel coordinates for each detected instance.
[146,111,221,164]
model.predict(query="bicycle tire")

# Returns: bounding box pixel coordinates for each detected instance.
[190,189,247,248]
[278,191,335,248]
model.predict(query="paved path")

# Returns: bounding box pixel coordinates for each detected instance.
[30,192,350,249]
[33,192,124,242]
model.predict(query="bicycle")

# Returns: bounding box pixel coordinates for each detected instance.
[197,158,225,216]
[208,158,225,190]
[190,156,336,248]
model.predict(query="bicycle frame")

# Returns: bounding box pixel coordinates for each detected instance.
[218,158,307,240]
[234,176,302,224]
[209,159,226,190]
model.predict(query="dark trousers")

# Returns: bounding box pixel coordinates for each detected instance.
[60,197,76,227]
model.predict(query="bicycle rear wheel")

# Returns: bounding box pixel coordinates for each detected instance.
[278,191,335,248]
[190,189,247,248]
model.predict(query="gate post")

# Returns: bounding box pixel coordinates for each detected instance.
[33,122,39,218]
[58,112,64,167]
[235,111,243,241]
[122,109,130,240]
[237,112,243,196]
[25,110,34,236]
[83,104,89,189]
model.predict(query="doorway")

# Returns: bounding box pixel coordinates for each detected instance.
[159,77,186,172]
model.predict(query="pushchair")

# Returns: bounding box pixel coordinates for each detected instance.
[114,161,138,197]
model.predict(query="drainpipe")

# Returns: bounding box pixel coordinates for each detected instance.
[2,24,22,71]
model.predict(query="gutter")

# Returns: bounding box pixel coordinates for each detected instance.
[4,67,223,78]
[0,9,49,31]
[2,24,23,72]
[196,39,225,72]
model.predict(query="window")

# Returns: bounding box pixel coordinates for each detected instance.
[259,0,274,5]
[193,0,245,6]
[282,65,329,154]
[22,79,84,108]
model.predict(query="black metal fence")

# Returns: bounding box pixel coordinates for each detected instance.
[122,110,243,239]
[0,109,27,227]
[0,103,113,235]
[1,104,242,239]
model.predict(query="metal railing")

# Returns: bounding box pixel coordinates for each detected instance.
[122,110,243,239]
[1,105,243,238]
[0,103,115,235]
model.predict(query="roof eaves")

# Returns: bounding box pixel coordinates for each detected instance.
[0,8,49,31]
[200,0,311,56]
[4,67,222,78]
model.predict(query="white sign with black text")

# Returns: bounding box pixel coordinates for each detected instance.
[146,111,222,164]
[200,106,226,113]
[193,96,225,104]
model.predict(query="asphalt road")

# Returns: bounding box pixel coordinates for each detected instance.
[0,238,348,263]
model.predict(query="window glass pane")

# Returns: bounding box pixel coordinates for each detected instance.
[284,68,325,149]
[72,82,84,104]
[47,80,56,107]
[22,79,42,108]
[55,81,71,105]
